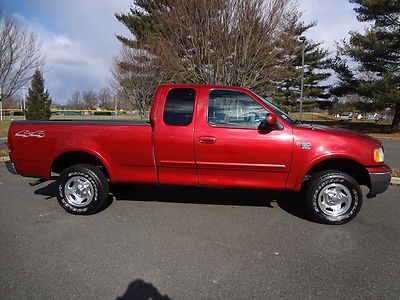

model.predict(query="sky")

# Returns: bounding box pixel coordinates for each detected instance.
[1,0,366,103]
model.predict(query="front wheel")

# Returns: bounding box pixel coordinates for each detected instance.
[57,164,109,215]
[305,170,363,225]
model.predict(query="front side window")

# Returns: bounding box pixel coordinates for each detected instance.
[208,90,267,128]
[164,88,196,126]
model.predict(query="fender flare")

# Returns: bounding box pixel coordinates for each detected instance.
[48,148,115,181]
[293,153,365,191]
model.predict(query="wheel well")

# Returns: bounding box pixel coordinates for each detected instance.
[304,158,370,187]
[51,151,109,178]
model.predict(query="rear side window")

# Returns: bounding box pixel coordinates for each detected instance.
[163,88,196,126]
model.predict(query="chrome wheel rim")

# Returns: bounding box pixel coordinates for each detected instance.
[318,183,352,217]
[64,176,94,207]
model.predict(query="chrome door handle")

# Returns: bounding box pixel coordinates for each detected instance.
[198,136,216,144]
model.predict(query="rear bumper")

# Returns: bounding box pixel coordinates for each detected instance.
[367,165,392,197]
[5,160,17,175]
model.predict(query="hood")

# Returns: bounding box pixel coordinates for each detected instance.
[298,124,382,146]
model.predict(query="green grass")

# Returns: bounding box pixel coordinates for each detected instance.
[302,119,400,139]
[289,112,338,121]
[1,119,12,139]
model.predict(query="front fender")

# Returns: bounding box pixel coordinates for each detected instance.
[292,153,365,191]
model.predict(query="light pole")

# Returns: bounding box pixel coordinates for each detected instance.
[114,95,117,116]
[299,36,306,121]
[22,86,26,110]
[0,86,3,122]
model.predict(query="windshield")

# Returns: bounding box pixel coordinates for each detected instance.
[252,92,299,125]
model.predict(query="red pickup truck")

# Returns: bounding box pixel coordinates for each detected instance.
[6,84,391,224]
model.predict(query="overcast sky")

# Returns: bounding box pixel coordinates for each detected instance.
[2,0,366,102]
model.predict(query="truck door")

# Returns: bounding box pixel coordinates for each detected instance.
[194,88,293,189]
[153,87,198,185]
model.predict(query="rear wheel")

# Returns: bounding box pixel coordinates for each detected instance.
[305,170,363,225]
[57,164,109,215]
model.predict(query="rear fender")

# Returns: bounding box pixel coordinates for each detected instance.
[49,148,115,181]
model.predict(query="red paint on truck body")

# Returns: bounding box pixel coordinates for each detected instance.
[7,84,390,192]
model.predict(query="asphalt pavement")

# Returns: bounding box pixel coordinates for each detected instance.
[0,163,399,299]
[381,139,400,169]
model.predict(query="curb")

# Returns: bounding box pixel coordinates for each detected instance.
[391,177,400,186]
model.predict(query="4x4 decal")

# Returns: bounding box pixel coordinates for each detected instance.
[15,130,45,138]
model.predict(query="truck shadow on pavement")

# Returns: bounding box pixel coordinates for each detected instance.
[34,181,312,222]
[116,279,171,300]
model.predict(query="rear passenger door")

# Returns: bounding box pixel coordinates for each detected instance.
[153,87,198,185]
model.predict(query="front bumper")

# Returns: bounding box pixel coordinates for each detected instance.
[367,165,392,197]
[5,160,17,175]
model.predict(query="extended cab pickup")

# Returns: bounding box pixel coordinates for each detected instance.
[6,84,392,224]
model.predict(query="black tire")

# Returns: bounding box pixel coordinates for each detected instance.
[57,164,109,215]
[305,170,363,225]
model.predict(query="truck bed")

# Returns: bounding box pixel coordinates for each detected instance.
[8,119,156,183]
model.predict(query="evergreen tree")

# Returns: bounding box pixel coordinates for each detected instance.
[25,69,52,120]
[332,0,400,131]
[115,0,163,46]
[275,19,331,108]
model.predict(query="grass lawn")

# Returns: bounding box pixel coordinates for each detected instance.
[288,112,400,139]
[1,119,12,139]
[302,119,400,139]
[289,112,338,121]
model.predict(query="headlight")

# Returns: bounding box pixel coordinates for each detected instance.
[373,147,384,163]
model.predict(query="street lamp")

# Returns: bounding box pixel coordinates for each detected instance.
[299,36,306,121]
[0,86,3,122]
[22,86,26,111]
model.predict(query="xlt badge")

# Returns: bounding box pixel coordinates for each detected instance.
[296,142,311,150]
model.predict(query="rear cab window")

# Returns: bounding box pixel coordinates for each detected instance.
[163,88,196,126]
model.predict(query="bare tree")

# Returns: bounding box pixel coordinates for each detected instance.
[154,0,297,90]
[0,11,45,102]
[81,90,98,110]
[97,87,114,110]
[1,95,19,109]
[67,90,82,109]
[113,0,298,116]
[111,47,163,118]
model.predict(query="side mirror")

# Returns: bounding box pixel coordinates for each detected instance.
[258,113,277,132]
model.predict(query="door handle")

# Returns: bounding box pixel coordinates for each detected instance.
[198,136,216,144]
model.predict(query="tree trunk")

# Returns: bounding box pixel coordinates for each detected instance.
[391,103,400,132]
